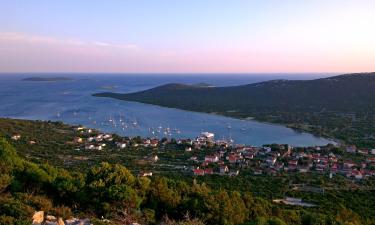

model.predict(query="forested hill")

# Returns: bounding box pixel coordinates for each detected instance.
[94,73,375,113]
[94,73,375,146]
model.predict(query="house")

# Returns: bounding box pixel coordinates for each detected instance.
[229,170,239,176]
[371,149,375,155]
[253,169,263,175]
[346,145,357,153]
[205,155,219,163]
[204,168,214,175]
[228,155,240,164]
[11,134,21,141]
[185,147,192,152]
[29,140,36,145]
[103,134,112,140]
[298,166,309,173]
[220,165,229,174]
[343,161,356,168]
[244,153,254,159]
[193,168,205,176]
[151,155,159,162]
[266,168,277,176]
[358,149,369,155]
[74,137,83,143]
[349,170,363,179]
[263,147,272,153]
[142,139,151,147]
[273,162,284,171]
[116,142,127,149]
[150,139,159,147]
[287,165,297,171]
[189,156,198,162]
[94,135,103,142]
[273,197,316,207]
[85,144,95,150]
[288,160,298,166]
[266,156,277,165]
[139,172,153,177]
[75,126,85,131]
[315,163,327,172]
[330,163,338,173]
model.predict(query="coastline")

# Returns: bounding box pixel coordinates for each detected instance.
[92,95,339,146]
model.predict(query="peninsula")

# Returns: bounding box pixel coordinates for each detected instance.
[94,73,375,147]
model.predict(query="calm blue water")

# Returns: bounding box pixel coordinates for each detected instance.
[0,73,336,146]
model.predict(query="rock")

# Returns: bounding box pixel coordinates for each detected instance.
[46,215,57,221]
[65,218,91,225]
[45,221,58,225]
[57,217,65,225]
[32,211,44,225]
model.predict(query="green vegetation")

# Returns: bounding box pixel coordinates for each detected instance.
[1,118,375,224]
[94,73,375,148]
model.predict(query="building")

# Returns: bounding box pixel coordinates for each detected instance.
[204,168,214,175]
[117,142,127,149]
[200,132,214,139]
[205,155,219,163]
[193,168,205,176]
[11,134,21,141]
[346,145,357,153]
[220,165,229,174]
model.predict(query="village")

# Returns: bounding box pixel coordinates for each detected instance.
[29,125,372,182]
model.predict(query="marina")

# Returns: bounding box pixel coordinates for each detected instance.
[0,74,335,146]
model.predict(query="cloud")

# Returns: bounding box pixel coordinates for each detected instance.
[0,32,139,50]
[0,31,374,73]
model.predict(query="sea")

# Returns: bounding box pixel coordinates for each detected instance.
[0,73,337,147]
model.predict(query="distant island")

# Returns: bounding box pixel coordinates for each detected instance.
[22,76,74,82]
[94,73,375,147]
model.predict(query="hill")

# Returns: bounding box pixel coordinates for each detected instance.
[1,118,375,225]
[94,73,375,147]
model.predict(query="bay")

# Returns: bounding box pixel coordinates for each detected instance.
[0,73,336,146]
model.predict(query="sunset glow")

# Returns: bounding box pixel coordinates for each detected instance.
[1,0,374,73]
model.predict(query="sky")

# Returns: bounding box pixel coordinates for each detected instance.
[0,0,374,73]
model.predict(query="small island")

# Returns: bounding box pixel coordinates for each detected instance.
[22,76,74,82]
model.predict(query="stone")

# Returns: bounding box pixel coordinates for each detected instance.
[45,221,58,225]
[46,215,57,221]
[57,217,65,225]
[32,211,44,225]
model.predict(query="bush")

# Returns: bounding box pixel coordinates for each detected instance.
[51,206,72,219]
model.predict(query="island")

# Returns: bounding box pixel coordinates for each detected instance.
[93,73,375,148]
[22,76,74,82]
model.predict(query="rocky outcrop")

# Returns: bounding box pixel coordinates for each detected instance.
[32,211,92,225]
[32,211,44,224]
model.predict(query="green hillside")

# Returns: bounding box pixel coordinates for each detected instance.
[94,73,375,147]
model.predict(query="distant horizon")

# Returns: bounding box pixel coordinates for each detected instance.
[0,72,354,76]
[1,1,374,73]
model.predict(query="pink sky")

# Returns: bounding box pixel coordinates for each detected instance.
[1,1,374,73]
